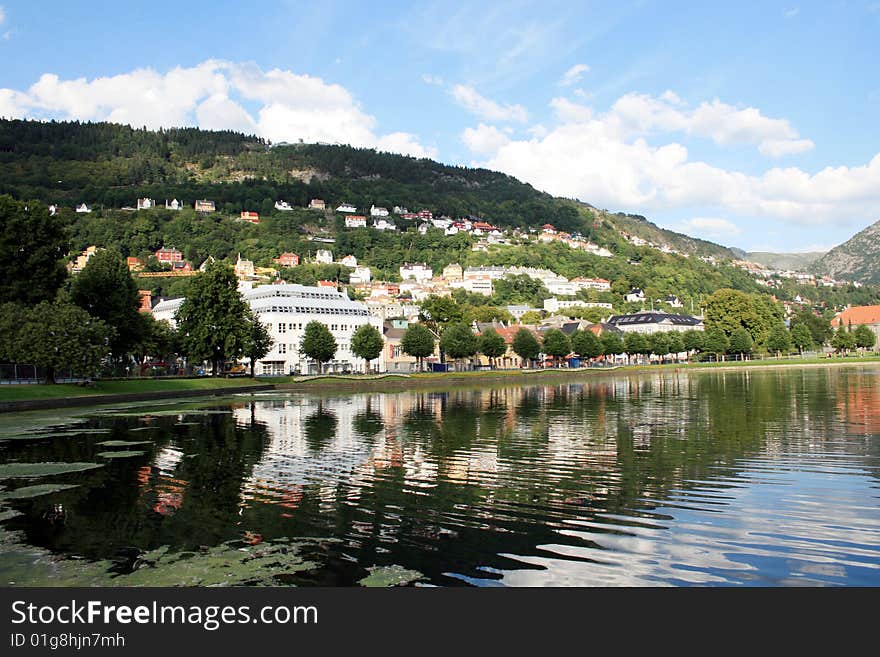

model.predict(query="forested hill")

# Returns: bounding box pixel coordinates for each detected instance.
[0,118,735,258]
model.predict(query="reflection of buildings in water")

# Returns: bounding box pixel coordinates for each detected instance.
[837,373,880,437]
[134,448,189,517]
[232,398,376,509]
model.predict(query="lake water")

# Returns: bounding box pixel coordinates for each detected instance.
[1,366,879,586]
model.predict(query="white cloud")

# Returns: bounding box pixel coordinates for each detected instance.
[678,217,742,237]
[421,74,444,86]
[450,84,528,123]
[476,92,880,227]
[609,92,814,156]
[0,6,5,25]
[0,60,433,158]
[785,7,800,18]
[462,123,510,155]
[559,63,590,86]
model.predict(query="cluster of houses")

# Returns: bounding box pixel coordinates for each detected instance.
[732,259,854,289]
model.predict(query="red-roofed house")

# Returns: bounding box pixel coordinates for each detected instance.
[240,211,260,223]
[317,280,338,289]
[474,324,543,369]
[127,257,144,272]
[155,247,183,263]
[832,305,880,348]
[273,253,300,268]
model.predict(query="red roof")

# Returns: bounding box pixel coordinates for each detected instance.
[832,305,880,327]
[477,326,541,344]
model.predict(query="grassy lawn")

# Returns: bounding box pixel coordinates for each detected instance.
[0,377,266,402]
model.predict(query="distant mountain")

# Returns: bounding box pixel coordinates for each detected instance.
[744,251,826,271]
[598,210,737,260]
[813,219,880,285]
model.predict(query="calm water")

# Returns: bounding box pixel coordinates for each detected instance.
[1,366,879,586]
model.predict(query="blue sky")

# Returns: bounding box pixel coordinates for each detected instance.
[1,0,879,253]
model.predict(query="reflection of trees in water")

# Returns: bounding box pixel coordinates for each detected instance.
[303,407,338,453]
[352,411,384,441]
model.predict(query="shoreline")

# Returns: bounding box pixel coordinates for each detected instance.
[1,355,878,411]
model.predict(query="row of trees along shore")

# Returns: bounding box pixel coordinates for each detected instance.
[0,194,875,383]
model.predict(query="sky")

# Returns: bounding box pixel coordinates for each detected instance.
[1,0,879,253]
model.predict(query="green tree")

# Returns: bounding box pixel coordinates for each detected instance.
[728,327,754,359]
[624,332,649,362]
[601,332,624,358]
[666,332,685,358]
[512,327,541,367]
[244,315,274,377]
[15,301,112,383]
[133,314,178,373]
[682,329,705,355]
[765,323,792,357]
[830,325,856,354]
[790,310,832,347]
[70,248,143,362]
[478,328,508,368]
[571,329,602,360]
[704,288,781,346]
[420,295,464,332]
[301,321,337,374]
[853,325,877,351]
[703,328,730,361]
[790,323,814,354]
[648,332,670,360]
[0,195,68,304]
[401,323,435,372]
[519,310,543,324]
[542,329,571,367]
[440,322,478,369]
[176,261,251,375]
[351,323,384,373]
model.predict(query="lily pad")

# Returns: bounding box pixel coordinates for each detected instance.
[0,462,103,478]
[95,440,153,448]
[358,565,424,587]
[96,451,146,459]
[0,483,79,499]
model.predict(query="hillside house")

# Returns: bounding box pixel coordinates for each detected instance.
[194,199,215,213]
[137,198,155,210]
[315,249,333,264]
[345,215,367,228]
[275,200,294,211]
[336,202,357,213]
[165,199,181,210]
[75,203,92,213]
[240,211,260,223]
[273,253,300,268]
[155,247,184,264]
[370,205,389,217]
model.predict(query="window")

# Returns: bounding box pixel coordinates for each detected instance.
[279,344,287,354]
[279,323,286,334]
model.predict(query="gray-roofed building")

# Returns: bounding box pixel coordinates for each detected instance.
[606,310,703,334]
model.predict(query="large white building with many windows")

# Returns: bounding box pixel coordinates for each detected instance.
[151,284,384,375]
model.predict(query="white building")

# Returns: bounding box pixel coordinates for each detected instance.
[345,215,367,228]
[152,285,385,375]
[336,203,357,213]
[400,263,433,281]
[350,266,372,285]
[248,285,385,375]
[315,249,334,264]
[137,198,155,210]
[75,203,92,213]
[606,311,704,334]
[372,218,396,231]
[340,255,358,268]
[450,276,493,296]
[165,199,181,210]
[370,205,389,217]
[275,200,294,211]
[625,288,646,303]
[571,277,611,292]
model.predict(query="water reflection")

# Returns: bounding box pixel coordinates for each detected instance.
[1,367,879,586]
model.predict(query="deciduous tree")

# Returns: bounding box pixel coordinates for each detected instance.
[351,323,384,373]
[478,328,507,368]
[301,321,337,374]
[401,323,435,372]
[512,328,540,367]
